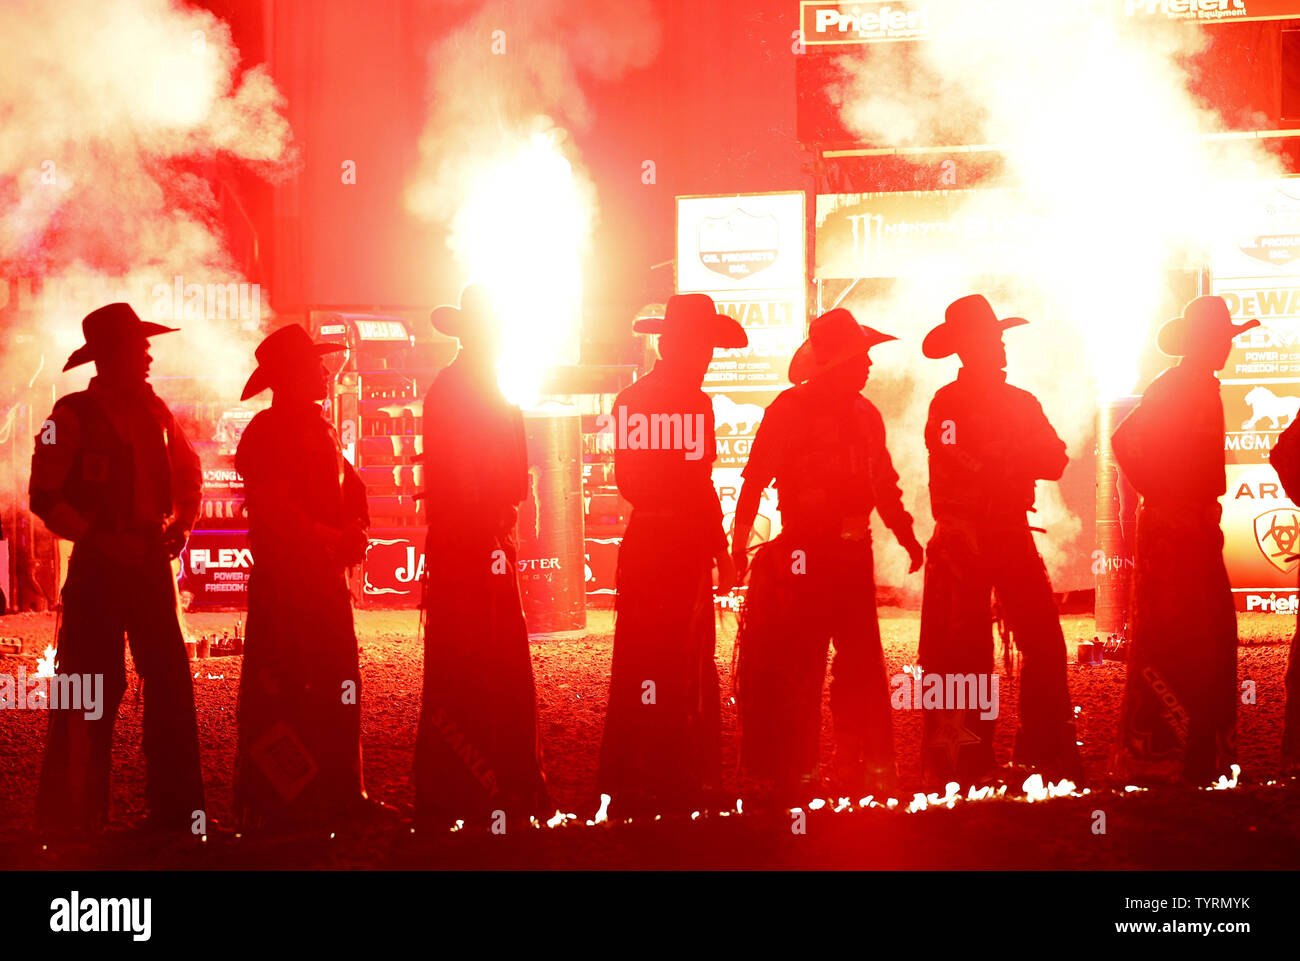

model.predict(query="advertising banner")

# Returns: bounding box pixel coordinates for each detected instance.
[676,191,807,544]
[180,532,253,607]
[1213,178,1300,610]
[798,1,1300,48]
[814,189,1048,280]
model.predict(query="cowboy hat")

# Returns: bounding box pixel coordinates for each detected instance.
[922,294,1027,360]
[62,303,178,372]
[1157,295,1260,357]
[788,308,896,384]
[241,323,346,401]
[430,283,499,340]
[632,293,748,349]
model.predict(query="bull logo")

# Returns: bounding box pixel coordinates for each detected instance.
[1254,509,1300,573]
[697,208,779,281]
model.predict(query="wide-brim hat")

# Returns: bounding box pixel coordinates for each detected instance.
[62,302,178,371]
[430,283,499,340]
[1157,295,1260,357]
[922,294,1027,360]
[632,293,747,349]
[788,308,896,384]
[241,323,345,400]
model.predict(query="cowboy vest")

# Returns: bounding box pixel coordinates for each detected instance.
[745,383,876,533]
[50,391,171,533]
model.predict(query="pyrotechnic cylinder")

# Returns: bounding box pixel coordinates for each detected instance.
[1094,395,1141,636]
[517,404,586,634]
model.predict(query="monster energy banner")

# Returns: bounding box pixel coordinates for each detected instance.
[1214,178,1300,611]
[676,191,807,544]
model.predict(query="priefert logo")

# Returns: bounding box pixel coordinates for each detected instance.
[813,4,928,37]
[1122,0,1245,15]
[50,892,151,942]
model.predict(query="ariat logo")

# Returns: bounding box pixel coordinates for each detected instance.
[1254,509,1300,573]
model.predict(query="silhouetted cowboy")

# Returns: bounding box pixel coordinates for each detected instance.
[918,294,1080,785]
[1112,295,1254,784]
[596,294,744,817]
[30,303,205,835]
[413,285,549,830]
[235,324,386,831]
[732,308,923,802]
[1269,417,1300,774]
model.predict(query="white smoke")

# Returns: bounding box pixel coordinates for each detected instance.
[0,0,295,402]
[832,1,1287,589]
[404,0,660,286]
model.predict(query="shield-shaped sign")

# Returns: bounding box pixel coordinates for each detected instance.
[1238,189,1300,267]
[1238,234,1300,267]
[1254,508,1300,573]
[697,208,780,281]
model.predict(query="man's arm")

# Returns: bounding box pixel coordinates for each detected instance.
[28,404,92,542]
[167,412,203,534]
[865,404,924,571]
[1272,420,1300,502]
[1110,396,1157,497]
[731,407,779,579]
[1021,394,1069,482]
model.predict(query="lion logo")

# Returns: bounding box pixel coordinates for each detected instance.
[1255,509,1300,574]
[1242,386,1300,431]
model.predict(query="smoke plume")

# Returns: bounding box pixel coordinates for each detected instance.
[0,0,295,406]
[830,1,1287,589]
[404,0,661,404]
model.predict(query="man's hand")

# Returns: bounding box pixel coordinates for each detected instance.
[902,535,925,574]
[340,520,369,567]
[161,520,190,560]
[82,528,152,565]
[713,550,735,596]
[733,525,754,579]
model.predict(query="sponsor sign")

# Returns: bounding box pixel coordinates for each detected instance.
[814,189,1052,280]
[1223,463,1300,594]
[359,531,586,605]
[799,1,929,45]
[1119,0,1300,23]
[798,1,1300,47]
[180,531,252,606]
[677,192,807,544]
[362,533,425,598]
[677,192,806,295]
[1213,179,1300,607]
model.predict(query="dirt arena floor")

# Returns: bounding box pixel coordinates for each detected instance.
[1,606,1298,870]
